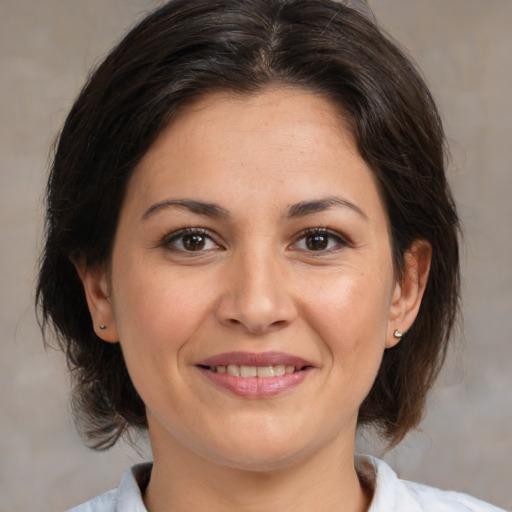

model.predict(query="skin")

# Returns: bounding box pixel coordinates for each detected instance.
[78,88,430,512]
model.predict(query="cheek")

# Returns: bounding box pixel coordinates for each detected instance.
[111,260,215,358]
[110,267,217,407]
[300,268,392,361]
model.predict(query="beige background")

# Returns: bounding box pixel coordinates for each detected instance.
[1,1,511,510]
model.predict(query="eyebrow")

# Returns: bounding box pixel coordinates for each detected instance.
[285,197,368,220]
[141,196,367,222]
[141,199,230,221]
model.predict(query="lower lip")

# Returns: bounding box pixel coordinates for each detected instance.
[197,367,313,398]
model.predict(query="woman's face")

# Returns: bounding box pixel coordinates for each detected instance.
[84,88,422,471]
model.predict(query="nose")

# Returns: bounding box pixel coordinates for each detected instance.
[215,249,297,335]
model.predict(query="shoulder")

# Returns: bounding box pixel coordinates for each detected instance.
[401,479,505,512]
[67,490,117,512]
[66,463,151,512]
[356,455,506,512]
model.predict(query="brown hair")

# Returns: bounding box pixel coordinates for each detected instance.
[36,0,460,449]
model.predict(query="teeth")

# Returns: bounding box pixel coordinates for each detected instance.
[240,365,257,377]
[211,364,299,377]
[227,364,240,376]
[274,365,286,376]
[257,366,274,378]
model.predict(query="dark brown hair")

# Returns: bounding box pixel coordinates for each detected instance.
[37,0,460,450]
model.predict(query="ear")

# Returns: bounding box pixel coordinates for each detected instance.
[386,239,432,348]
[74,260,119,343]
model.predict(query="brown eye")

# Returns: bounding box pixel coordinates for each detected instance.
[163,228,219,253]
[182,233,206,251]
[305,234,329,251]
[293,228,348,253]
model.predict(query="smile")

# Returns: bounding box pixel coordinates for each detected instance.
[196,352,314,398]
[205,364,300,377]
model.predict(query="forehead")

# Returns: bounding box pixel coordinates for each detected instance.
[123,87,386,224]
[149,89,350,158]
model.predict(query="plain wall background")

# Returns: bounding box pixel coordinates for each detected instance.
[1,1,510,510]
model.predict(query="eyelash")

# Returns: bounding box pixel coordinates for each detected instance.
[160,228,220,253]
[159,227,350,254]
[292,228,350,253]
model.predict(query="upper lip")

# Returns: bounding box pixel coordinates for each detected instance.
[197,351,314,369]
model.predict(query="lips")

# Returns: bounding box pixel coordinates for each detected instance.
[197,351,313,368]
[196,351,314,398]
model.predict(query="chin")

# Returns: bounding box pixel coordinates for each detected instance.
[209,446,310,473]
[198,428,328,473]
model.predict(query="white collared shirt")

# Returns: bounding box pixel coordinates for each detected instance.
[68,455,505,511]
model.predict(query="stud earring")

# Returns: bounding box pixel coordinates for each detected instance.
[393,329,403,339]
[99,324,107,330]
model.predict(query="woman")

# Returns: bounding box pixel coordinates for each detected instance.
[36,1,504,511]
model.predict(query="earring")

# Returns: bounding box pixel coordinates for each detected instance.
[393,329,403,339]
[99,324,107,330]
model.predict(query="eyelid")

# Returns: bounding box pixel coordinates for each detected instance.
[290,227,351,252]
[160,227,223,252]
[157,226,350,254]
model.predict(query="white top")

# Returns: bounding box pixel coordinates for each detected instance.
[68,455,505,512]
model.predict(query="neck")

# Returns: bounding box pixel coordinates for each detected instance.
[143,431,371,512]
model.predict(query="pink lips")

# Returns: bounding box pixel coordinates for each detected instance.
[196,351,314,398]
[198,351,313,368]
